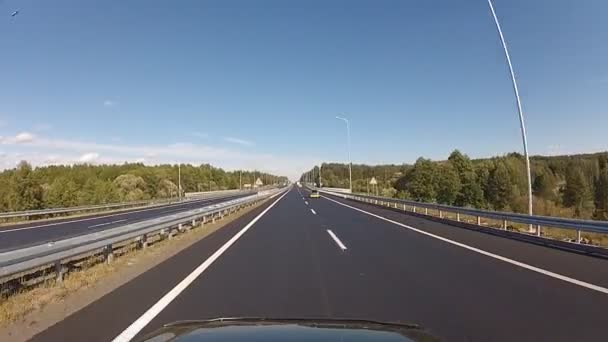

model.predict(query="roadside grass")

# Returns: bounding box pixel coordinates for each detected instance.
[0,198,265,326]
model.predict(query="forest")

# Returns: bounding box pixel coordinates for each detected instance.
[0,161,287,212]
[302,150,608,221]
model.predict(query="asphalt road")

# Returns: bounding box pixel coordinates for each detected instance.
[31,186,608,342]
[0,194,249,251]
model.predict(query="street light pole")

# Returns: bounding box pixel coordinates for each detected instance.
[178,163,182,201]
[487,0,533,223]
[319,164,322,188]
[336,116,352,193]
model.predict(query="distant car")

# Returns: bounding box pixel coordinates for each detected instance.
[309,190,320,198]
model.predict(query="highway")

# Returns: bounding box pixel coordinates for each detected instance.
[0,194,249,252]
[30,186,608,342]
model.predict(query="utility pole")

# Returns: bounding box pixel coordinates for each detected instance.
[319,164,322,188]
[336,116,352,193]
[178,164,182,201]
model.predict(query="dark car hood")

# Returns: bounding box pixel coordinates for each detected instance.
[137,317,439,342]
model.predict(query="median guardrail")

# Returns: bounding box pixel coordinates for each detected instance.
[316,188,608,253]
[0,189,255,223]
[0,187,287,293]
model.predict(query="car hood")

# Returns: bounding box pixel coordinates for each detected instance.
[137,317,440,342]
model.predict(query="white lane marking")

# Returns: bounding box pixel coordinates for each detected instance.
[310,209,316,215]
[88,219,127,228]
[0,198,220,234]
[327,229,347,251]
[322,195,608,295]
[304,201,309,205]
[112,189,290,342]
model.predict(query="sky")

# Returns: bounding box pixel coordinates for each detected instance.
[0,0,607,180]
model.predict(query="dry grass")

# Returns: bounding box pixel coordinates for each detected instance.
[0,199,265,327]
[0,257,119,323]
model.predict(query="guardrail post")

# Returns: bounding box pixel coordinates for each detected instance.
[104,244,114,264]
[403,204,406,211]
[138,234,148,249]
[577,230,581,243]
[425,208,428,215]
[412,206,416,213]
[536,225,542,236]
[439,210,443,219]
[502,220,508,230]
[456,213,460,222]
[55,260,65,283]
[477,216,481,225]
[178,223,184,232]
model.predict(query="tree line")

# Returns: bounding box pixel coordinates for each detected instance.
[302,150,608,220]
[0,161,287,212]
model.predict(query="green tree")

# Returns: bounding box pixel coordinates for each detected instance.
[563,164,592,217]
[46,177,80,207]
[487,162,513,210]
[593,156,608,220]
[532,173,556,200]
[157,179,178,198]
[395,158,438,202]
[436,163,461,205]
[8,161,44,211]
[447,150,484,207]
[113,174,148,201]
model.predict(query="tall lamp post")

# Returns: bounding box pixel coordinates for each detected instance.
[336,116,352,193]
[487,0,533,227]
[178,163,182,201]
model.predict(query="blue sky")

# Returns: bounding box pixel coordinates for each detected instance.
[1,0,607,179]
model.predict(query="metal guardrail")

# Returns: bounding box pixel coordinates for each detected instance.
[0,190,254,221]
[317,189,608,244]
[0,187,287,289]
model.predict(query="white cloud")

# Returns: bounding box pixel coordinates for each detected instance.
[0,132,313,180]
[14,132,35,143]
[103,100,118,107]
[79,152,100,163]
[223,136,254,146]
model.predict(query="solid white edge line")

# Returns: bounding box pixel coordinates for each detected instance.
[327,229,347,250]
[310,209,317,215]
[321,195,608,295]
[112,189,290,342]
[88,219,128,228]
[0,197,220,234]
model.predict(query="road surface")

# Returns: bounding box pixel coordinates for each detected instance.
[30,186,608,341]
[0,194,249,251]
